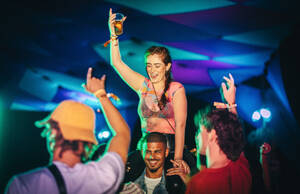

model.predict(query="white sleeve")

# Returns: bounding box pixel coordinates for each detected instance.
[86,152,125,193]
[5,176,24,194]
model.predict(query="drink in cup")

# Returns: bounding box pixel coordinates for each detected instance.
[114,13,124,35]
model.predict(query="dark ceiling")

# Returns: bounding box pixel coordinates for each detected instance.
[1,0,299,127]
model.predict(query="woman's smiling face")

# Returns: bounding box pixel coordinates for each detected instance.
[146,54,171,84]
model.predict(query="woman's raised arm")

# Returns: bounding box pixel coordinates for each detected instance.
[109,8,145,92]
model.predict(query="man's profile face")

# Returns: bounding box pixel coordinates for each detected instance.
[143,142,168,173]
[195,125,209,155]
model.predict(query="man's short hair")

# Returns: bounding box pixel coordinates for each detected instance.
[140,132,168,150]
[194,107,245,161]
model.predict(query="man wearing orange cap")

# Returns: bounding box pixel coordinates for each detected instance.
[5,68,131,194]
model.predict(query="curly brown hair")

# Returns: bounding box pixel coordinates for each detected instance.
[47,119,92,161]
[194,107,245,161]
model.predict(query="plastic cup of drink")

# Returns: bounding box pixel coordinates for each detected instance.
[114,13,124,35]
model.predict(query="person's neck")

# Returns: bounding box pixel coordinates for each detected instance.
[207,145,231,169]
[52,148,82,168]
[145,167,163,179]
[152,79,166,94]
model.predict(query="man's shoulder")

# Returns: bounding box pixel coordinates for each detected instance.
[94,151,124,167]
[187,168,227,193]
[190,169,207,181]
[133,169,145,184]
[189,168,218,184]
[236,154,250,168]
[231,155,252,183]
[86,152,125,180]
[5,166,55,193]
[12,166,51,181]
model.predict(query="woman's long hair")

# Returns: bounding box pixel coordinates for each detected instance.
[145,46,172,109]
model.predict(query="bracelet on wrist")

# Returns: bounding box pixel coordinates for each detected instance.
[213,102,237,109]
[93,89,107,98]
[226,103,237,109]
[111,35,118,41]
[93,89,121,103]
[103,34,118,47]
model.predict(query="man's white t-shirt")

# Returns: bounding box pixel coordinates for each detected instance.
[6,152,124,194]
[144,176,162,194]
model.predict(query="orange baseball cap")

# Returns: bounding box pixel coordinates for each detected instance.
[35,100,98,145]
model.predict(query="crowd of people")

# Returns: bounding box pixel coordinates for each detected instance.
[5,8,262,194]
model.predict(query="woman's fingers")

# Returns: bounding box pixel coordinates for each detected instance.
[223,76,230,83]
[109,16,116,25]
[184,164,190,174]
[101,74,106,81]
[169,160,190,174]
[170,159,177,163]
[229,73,234,84]
[110,14,116,20]
[166,168,184,175]
[170,159,180,167]
[109,8,112,16]
[221,82,227,92]
[180,160,190,174]
[223,73,235,90]
[224,73,234,86]
[108,8,116,24]
[172,159,185,168]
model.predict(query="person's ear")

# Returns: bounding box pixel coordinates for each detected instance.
[48,129,57,152]
[49,129,57,140]
[166,63,171,71]
[141,149,146,159]
[165,147,170,158]
[75,142,84,155]
[210,129,217,143]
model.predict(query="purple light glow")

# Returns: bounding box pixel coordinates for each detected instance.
[173,60,236,69]
[172,62,214,85]
[163,39,271,58]
[172,60,236,85]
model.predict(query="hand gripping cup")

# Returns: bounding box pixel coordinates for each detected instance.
[103,12,124,47]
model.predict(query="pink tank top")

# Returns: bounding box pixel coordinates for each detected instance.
[138,78,184,134]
